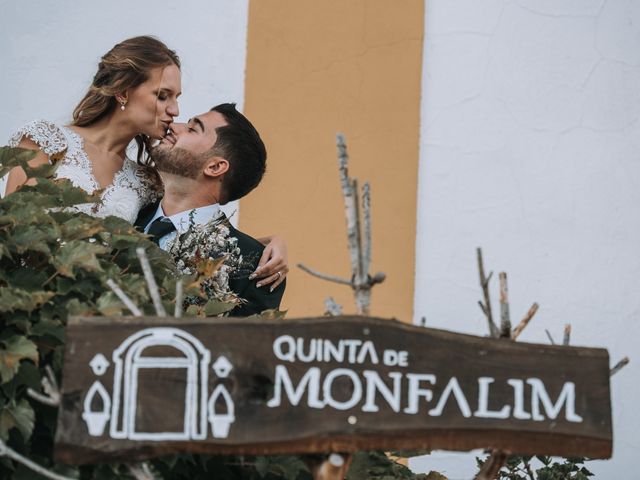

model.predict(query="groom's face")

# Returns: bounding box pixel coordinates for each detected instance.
[151,111,228,178]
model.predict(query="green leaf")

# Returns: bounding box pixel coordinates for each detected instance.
[1,362,42,399]
[204,299,237,316]
[0,146,37,178]
[0,399,35,442]
[0,288,55,313]
[6,224,55,255]
[65,298,94,317]
[56,275,101,297]
[31,319,65,343]
[22,161,59,180]
[8,268,50,291]
[96,292,125,316]
[253,456,309,480]
[0,336,39,383]
[0,243,12,261]
[52,240,109,278]
[59,217,105,241]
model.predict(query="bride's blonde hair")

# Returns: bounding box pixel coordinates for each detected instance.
[72,36,180,183]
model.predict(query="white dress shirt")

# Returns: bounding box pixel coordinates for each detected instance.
[144,202,221,250]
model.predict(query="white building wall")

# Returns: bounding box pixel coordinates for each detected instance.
[0,0,249,222]
[412,0,639,478]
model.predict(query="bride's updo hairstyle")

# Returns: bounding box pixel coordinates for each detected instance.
[72,36,180,172]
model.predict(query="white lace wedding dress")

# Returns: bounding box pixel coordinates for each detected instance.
[8,119,158,223]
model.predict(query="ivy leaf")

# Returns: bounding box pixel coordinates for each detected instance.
[253,455,309,480]
[23,162,60,180]
[65,299,95,317]
[0,288,55,313]
[96,292,125,316]
[59,182,101,207]
[59,217,105,241]
[7,224,54,255]
[204,299,237,316]
[0,399,35,442]
[8,268,50,291]
[0,146,37,178]
[31,319,65,343]
[0,336,39,383]
[52,240,109,278]
[0,243,13,261]
[254,456,269,477]
[1,362,41,399]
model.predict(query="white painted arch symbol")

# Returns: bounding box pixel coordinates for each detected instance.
[109,327,211,441]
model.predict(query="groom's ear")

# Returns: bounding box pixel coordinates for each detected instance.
[203,157,229,179]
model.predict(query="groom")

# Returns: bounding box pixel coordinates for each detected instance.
[135,103,285,316]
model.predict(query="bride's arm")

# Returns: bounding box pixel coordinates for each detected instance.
[5,138,50,195]
[251,235,289,290]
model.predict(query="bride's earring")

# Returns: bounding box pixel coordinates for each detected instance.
[120,101,126,111]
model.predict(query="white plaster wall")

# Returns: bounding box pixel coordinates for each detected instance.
[0,0,249,221]
[412,0,639,478]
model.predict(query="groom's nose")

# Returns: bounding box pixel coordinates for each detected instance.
[169,122,187,135]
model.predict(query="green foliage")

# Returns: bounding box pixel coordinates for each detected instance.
[476,454,594,480]
[149,454,311,480]
[0,147,177,479]
[346,451,428,480]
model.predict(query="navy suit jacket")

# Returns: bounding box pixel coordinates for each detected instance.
[135,201,285,317]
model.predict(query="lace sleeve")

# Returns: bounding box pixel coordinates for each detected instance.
[7,119,68,158]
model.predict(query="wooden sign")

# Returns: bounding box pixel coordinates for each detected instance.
[55,316,612,464]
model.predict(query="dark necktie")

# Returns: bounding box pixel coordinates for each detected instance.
[146,217,176,245]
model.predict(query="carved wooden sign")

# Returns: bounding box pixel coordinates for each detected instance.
[55,316,612,464]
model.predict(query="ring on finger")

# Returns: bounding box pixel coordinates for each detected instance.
[275,271,281,279]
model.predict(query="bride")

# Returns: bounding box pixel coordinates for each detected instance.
[6,36,287,287]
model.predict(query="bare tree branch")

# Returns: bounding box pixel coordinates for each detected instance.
[499,272,511,338]
[610,357,630,377]
[126,462,160,480]
[324,297,343,316]
[370,272,386,285]
[511,303,539,340]
[477,248,499,337]
[106,279,142,316]
[545,329,556,345]
[310,453,352,480]
[301,134,384,316]
[298,263,351,285]
[27,366,60,407]
[26,389,58,407]
[136,248,166,317]
[174,279,183,318]
[0,439,75,480]
[475,449,508,480]
[362,182,371,280]
[563,324,571,346]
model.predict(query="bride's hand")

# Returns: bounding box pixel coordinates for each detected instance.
[251,235,288,291]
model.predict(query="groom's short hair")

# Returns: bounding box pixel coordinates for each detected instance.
[209,103,266,204]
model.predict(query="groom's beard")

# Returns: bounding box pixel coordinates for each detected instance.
[150,146,204,180]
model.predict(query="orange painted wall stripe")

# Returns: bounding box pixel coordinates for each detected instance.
[241,0,424,321]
